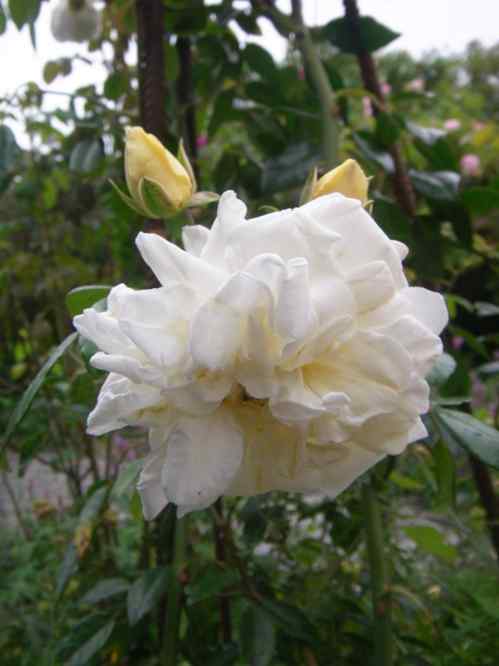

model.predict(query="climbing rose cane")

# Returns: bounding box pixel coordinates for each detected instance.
[74,191,447,518]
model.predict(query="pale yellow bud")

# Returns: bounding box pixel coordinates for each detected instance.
[124,127,194,213]
[311,159,369,204]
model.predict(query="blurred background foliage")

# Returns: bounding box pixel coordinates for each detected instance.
[0,1,499,665]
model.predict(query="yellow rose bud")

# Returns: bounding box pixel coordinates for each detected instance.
[311,158,369,204]
[124,126,194,213]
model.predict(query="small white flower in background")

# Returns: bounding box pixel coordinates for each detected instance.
[74,190,448,519]
[50,0,101,43]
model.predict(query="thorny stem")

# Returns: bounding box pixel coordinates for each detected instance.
[342,0,417,218]
[362,477,394,666]
[135,0,168,235]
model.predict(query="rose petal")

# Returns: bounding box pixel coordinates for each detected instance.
[136,231,225,295]
[162,408,244,511]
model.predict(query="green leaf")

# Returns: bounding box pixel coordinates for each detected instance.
[69,139,103,173]
[8,0,40,29]
[2,332,78,452]
[0,124,22,176]
[139,177,173,218]
[461,187,499,216]
[111,459,144,499]
[127,568,169,626]
[407,123,446,145]
[81,579,130,605]
[186,567,239,605]
[408,123,458,171]
[164,2,207,34]
[78,335,98,364]
[56,543,78,598]
[0,6,6,34]
[235,11,262,36]
[389,471,424,491]
[243,43,277,80]
[353,133,394,173]
[43,58,72,84]
[409,170,460,201]
[240,497,268,546]
[475,301,499,318]
[208,90,240,136]
[240,605,275,666]
[79,486,108,526]
[164,42,179,81]
[261,142,319,195]
[66,285,111,317]
[373,197,412,245]
[427,353,456,389]
[403,525,458,563]
[477,361,499,377]
[374,112,401,147]
[104,71,128,100]
[432,439,456,509]
[434,408,499,470]
[109,179,145,216]
[68,621,115,666]
[257,599,315,643]
[323,16,400,54]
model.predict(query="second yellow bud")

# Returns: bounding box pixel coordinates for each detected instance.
[124,126,194,214]
[311,159,369,204]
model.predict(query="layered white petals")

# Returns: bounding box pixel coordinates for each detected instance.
[76,190,447,518]
[162,408,244,512]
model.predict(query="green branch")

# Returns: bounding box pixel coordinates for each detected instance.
[362,477,394,666]
[161,514,187,665]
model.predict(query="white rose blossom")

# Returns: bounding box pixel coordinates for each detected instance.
[74,191,448,519]
[51,0,101,43]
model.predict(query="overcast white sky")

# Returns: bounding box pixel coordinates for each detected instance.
[1,0,498,144]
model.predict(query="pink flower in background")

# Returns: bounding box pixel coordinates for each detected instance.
[407,78,424,92]
[444,119,461,132]
[297,66,305,81]
[472,121,485,132]
[362,96,373,118]
[460,153,481,177]
[196,134,208,149]
[451,336,464,350]
[381,82,391,96]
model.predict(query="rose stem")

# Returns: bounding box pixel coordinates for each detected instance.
[162,514,187,665]
[362,476,394,666]
[134,1,185,662]
[250,0,340,170]
[291,0,340,169]
[135,0,168,235]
